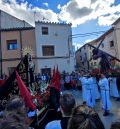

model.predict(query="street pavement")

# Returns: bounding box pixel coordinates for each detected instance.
[62,89,120,129]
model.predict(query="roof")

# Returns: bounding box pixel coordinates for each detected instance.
[95,27,114,43]
[35,21,72,26]
[0,10,33,28]
[75,28,114,53]
[75,43,88,53]
[112,17,120,25]
[75,39,97,53]
[0,27,35,32]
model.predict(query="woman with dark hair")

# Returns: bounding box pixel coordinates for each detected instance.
[110,119,120,129]
[0,116,29,129]
[67,105,105,129]
[3,96,35,129]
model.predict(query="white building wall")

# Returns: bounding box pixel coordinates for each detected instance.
[114,22,120,60]
[38,58,73,73]
[89,30,118,68]
[77,44,89,71]
[0,10,32,29]
[35,22,75,73]
[99,32,117,57]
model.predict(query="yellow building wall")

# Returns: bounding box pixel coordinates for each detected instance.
[1,29,38,76]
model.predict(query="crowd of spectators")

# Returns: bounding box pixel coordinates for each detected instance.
[0,93,120,129]
[0,96,34,129]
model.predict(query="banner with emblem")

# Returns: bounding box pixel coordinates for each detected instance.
[0,55,28,110]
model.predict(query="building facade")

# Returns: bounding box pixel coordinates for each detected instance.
[88,28,118,69]
[112,18,120,63]
[0,10,37,76]
[0,10,32,29]
[35,21,75,74]
[76,44,90,71]
[1,28,37,76]
[76,26,119,71]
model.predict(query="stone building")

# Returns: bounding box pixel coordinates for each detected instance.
[35,21,75,74]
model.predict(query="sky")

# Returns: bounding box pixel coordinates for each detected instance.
[0,0,120,50]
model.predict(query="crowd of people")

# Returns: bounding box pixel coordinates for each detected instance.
[0,96,33,129]
[78,71,120,116]
[0,93,119,129]
[0,69,120,129]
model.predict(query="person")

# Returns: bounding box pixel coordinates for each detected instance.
[79,73,88,104]
[92,76,100,100]
[0,116,29,129]
[48,82,61,111]
[70,72,77,90]
[45,93,76,129]
[98,73,111,116]
[60,74,65,91]
[46,72,51,84]
[2,73,8,80]
[86,74,96,108]
[110,119,120,129]
[5,96,27,113]
[4,96,29,123]
[77,72,82,90]
[64,73,71,89]
[67,105,105,129]
[41,73,47,83]
[109,77,120,101]
[27,54,35,85]
[4,96,35,128]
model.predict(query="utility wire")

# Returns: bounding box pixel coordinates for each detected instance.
[71,31,105,38]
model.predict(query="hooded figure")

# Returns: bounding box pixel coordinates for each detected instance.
[48,79,61,111]
[98,74,111,116]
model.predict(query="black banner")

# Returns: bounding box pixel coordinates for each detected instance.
[0,55,28,110]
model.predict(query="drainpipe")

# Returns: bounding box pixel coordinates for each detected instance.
[68,35,71,57]
[19,30,23,58]
[0,11,2,78]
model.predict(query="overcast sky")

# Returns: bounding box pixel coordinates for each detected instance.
[0,0,120,50]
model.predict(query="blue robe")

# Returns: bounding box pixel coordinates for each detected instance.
[86,77,96,108]
[109,77,119,97]
[92,77,100,99]
[98,78,111,111]
[79,77,88,102]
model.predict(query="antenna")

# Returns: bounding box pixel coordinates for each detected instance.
[42,16,50,22]
[34,11,36,23]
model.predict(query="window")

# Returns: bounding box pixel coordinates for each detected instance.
[7,40,17,50]
[42,27,48,35]
[42,46,54,56]
[80,56,82,60]
[84,53,87,60]
[110,41,114,47]
[84,45,86,49]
